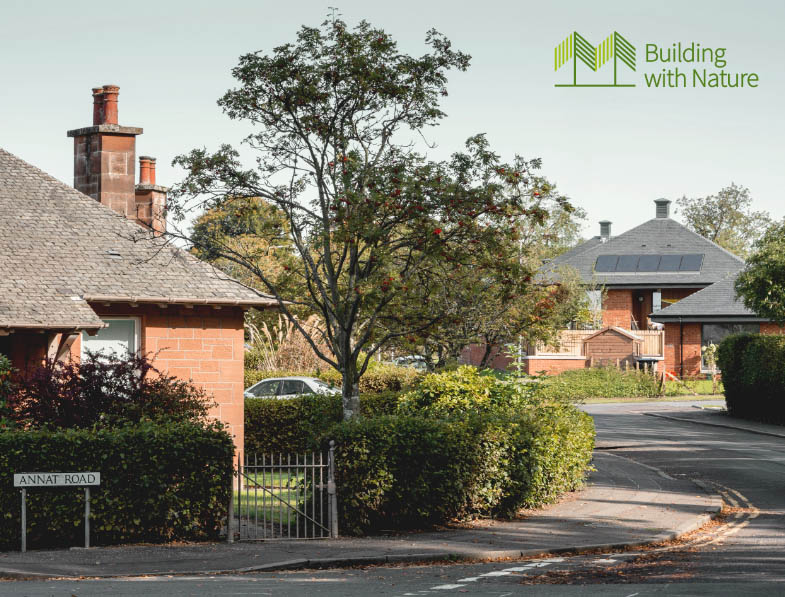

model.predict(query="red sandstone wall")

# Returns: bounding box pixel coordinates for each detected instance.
[84,304,246,455]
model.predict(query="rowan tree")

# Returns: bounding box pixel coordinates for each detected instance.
[168,19,561,418]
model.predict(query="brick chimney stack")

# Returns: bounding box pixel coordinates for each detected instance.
[135,156,167,235]
[67,85,142,220]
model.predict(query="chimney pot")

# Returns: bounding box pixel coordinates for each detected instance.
[92,87,105,125]
[654,198,671,219]
[138,157,152,185]
[101,84,120,125]
[599,220,612,241]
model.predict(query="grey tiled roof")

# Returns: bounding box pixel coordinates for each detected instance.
[650,275,763,321]
[0,148,276,330]
[541,217,744,286]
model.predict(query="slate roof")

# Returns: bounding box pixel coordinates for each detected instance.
[542,217,745,287]
[0,148,276,331]
[650,275,764,322]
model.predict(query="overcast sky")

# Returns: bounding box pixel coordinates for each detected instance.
[1,0,782,239]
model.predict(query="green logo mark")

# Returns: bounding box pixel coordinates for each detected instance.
[555,32,636,87]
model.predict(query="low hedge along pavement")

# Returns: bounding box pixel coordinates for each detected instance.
[327,406,595,535]
[245,390,400,455]
[0,421,233,549]
[718,333,785,423]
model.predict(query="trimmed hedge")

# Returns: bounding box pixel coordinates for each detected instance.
[328,406,595,535]
[536,367,660,401]
[718,333,785,422]
[0,421,233,549]
[244,391,404,455]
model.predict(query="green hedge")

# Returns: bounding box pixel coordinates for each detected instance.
[536,367,660,401]
[244,391,403,454]
[718,333,785,422]
[0,421,233,549]
[328,406,594,535]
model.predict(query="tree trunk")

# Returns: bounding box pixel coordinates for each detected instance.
[478,342,494,369]
[341,361,361,420]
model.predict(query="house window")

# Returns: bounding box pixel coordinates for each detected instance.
[700,323,759,369]
[81,318,140,359]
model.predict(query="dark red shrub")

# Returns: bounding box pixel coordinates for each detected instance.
[7,352,213,429]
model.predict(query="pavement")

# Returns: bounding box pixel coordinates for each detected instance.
[0,444,725,580]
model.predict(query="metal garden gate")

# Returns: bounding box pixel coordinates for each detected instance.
[229,441,338,540]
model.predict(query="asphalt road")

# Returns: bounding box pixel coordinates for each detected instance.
[5,400,785,596]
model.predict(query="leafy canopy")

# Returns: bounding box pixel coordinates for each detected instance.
[168,18,568,417]
[676,183,771,257]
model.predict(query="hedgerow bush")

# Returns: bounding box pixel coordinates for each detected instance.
[319,361,423,393]
[718,333,785,422]
[535,366,660,401]
[397,365,539,416]
[0,421,233,549]
[328,406,594,535]
[244,390,404,454]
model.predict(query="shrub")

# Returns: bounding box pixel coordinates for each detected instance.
[245,394,342,454]
[0,354,14,428]
[718,333,785,422]
[319,361,423,394]
[536,366,660,401]
[397,365,540,417]
[244,391,404,454]
[7,353,211,429]
[0,421,233,549]
[328,406,594,535]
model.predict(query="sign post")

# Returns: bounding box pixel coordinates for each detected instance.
[14,472,101,552]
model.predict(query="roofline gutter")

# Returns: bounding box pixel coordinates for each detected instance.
[652,316,769,323]
[83,295,278,308]
[0,323,106,331]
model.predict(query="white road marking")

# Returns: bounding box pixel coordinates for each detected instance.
[480,570,512,576]
[456,577,483,582]
[431,584,466,590]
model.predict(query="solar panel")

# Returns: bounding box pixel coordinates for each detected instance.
[595,255,618,272]
[616,255,639,272]
[679,254,703,271]
[637,255,660,271]
[658,255,682,271]
[593,253,704,273]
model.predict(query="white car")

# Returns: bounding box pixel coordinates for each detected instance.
[244,376,338,400]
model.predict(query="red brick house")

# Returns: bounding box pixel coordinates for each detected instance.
[509,199,758,377]
[0,85,275,452]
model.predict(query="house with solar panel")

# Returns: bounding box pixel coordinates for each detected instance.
[519,198,762,378]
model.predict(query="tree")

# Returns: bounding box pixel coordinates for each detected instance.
[676,183,771,257]
[735,221,785,324]
[168,19,564,419]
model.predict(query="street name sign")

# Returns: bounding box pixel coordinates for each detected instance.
[14,472,100,487]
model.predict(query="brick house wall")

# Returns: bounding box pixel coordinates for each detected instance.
[523,357,587,375]
[602,290,633,328]
[663,322,702,377]
[459,343,514,370]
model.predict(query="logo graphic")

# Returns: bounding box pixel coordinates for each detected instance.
[554,32,636,87]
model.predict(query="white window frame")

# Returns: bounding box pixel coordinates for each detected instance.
[81,316,141,360]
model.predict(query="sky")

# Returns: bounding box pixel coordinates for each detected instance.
[1,0,783,239]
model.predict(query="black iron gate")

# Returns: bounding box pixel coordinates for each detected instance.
[229,441,337,540]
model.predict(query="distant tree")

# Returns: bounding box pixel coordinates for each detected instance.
[676,183,771,257]
[167,19,564,420]
[735,221,785,325]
